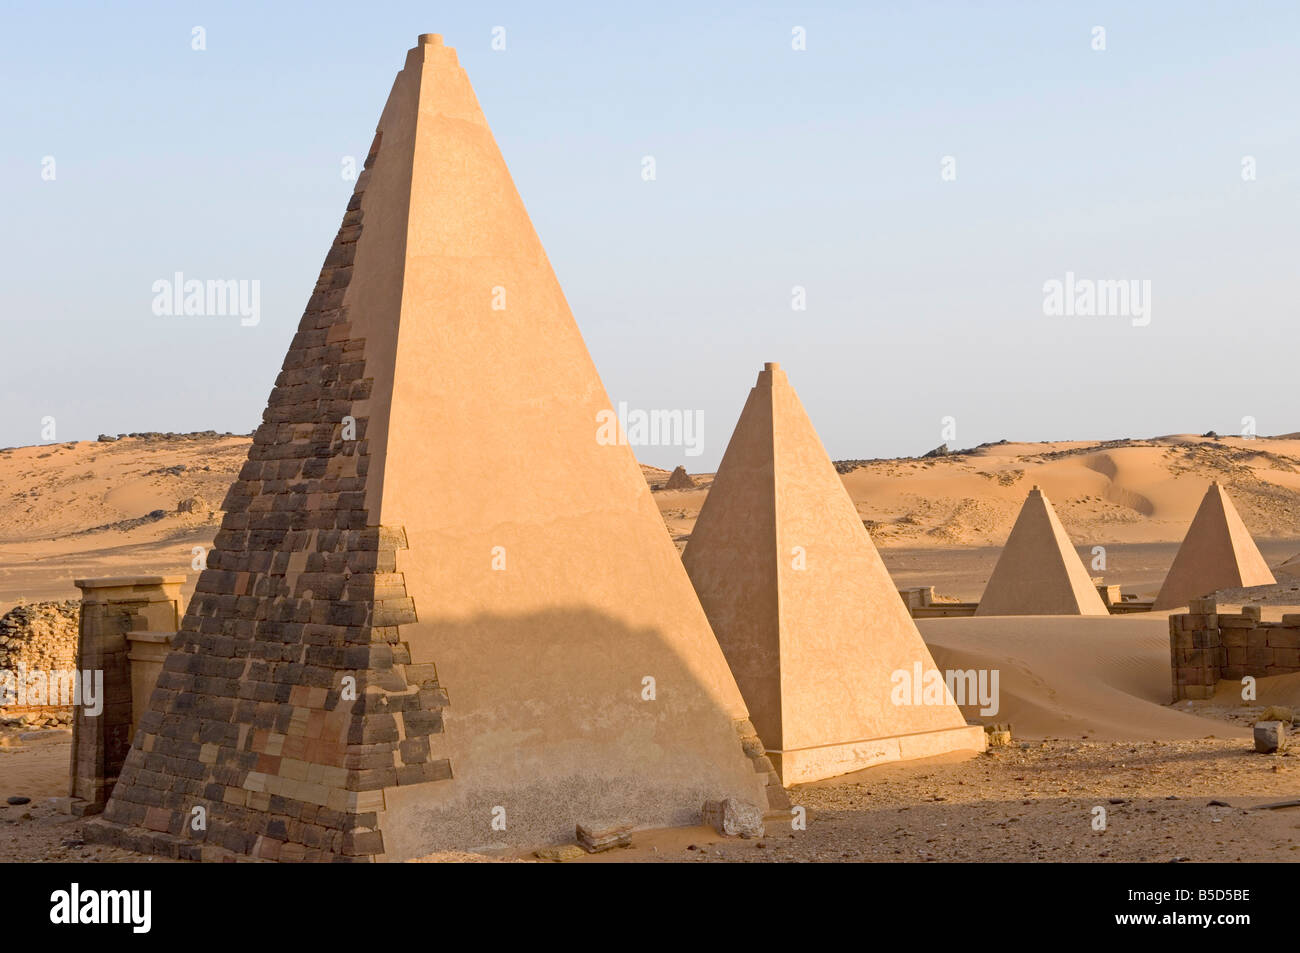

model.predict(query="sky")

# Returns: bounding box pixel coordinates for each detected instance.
[2,1,1297,469]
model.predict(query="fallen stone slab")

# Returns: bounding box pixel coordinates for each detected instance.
[1253,721,1287,754]
[1252,799,1300,811]
[51,796,102,817]
[576,823,632,853]
[702,797,765,838]
[18,729,71,744]
[1259,705,1295,725]
[985,723,1013,747]
[533,844,586,862]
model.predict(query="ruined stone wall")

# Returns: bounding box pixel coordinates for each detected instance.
[0,601,80,727]
[1169,599,1300,700]
[0,601,80,680]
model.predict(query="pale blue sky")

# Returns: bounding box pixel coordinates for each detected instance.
[3,1,1297,468]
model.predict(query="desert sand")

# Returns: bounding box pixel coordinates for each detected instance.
[0,434,244,611]
[6,430,1300,610]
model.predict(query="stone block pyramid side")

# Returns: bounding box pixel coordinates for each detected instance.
[975,486,1109,616]
[87,35,782,863]
[87,116,443,862]
[1152,482,1276,610]
[685,363,985,784]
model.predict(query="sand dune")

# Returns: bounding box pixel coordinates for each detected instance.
[920,614,1257,740]
[4,430,1300,610]
[0,436,241,608]
[838,434,1300,548]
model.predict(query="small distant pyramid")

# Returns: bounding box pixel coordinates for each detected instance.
[1276,552,1300,579]
[682,364,985,784]
[976,486,1109,616]
[663,466,696,490]
[86,35,780,862]
[1153,481,1275,610]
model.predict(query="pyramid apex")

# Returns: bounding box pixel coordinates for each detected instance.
[1030,485,1041,494]
[410,33,459,65]
[757,362,787,386]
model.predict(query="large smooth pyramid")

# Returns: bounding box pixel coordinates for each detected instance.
[86,35,780,862]
[1152,482,1275,610]
[682,364,986,784]
[975,486,1109,616]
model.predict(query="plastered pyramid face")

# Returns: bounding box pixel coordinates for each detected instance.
[975,487,1109,616]
[86,35,780,862]
[1153,482,1276,610]
[682,364,985,784]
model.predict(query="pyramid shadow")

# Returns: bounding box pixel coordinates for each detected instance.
[377,604,784,857]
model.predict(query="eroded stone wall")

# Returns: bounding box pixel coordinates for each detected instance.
[0,601,80,681]
[1170,599,1300,700]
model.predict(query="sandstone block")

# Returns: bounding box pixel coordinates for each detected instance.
[576,823,632,853]
[1254,721,1286,754]
[1267,627,1300,649]
[702,797,764,838]
[1221,629,1248,648]
[1272,647,1300,669]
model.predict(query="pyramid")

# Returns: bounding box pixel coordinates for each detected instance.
[1276,552,1300,580]
[1152,481,1275,610]
[663,466,696,490]
[975,486,1109,616]
[85,35,782,862]
[681,364,986,784]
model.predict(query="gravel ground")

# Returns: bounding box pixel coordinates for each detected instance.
[653,740,1300,863]
[3,738,1298,863]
